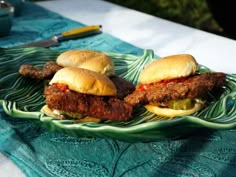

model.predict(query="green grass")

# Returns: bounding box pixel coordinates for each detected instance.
[105,0,222,35]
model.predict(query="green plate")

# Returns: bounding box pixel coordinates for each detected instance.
[1,47,236,142]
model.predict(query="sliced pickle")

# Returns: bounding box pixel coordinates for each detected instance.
[60,111,101,123]
[61,111,85,119]
[168,99,194,110]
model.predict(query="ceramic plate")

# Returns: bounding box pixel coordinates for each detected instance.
[1,47,236,142]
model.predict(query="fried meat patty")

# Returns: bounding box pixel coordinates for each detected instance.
[19,62,135,99]
[19,61,62,80]
[44,84,133,121]
[109,75,135,99]
[124,72,226,106]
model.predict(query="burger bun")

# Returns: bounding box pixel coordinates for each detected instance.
[139,54,198,84]
[49,67,117,96]
[56,50,114,76]
[144,100,204,118]
[41,105,101,123]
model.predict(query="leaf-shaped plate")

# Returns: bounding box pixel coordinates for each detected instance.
[1,47,236,142]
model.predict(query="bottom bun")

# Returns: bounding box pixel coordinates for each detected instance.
[41,105,101,123]
[144,101,204,118]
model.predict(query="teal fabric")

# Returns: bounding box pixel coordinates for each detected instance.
[5,0,25,16]
[0,2,236,177]
[0,9,12,36]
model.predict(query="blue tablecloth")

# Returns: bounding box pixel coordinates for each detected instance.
[1,2,236,177]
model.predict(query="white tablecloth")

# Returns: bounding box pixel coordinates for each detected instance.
[1,0,235,176]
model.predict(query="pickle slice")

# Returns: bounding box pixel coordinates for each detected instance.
[168,99,194,110]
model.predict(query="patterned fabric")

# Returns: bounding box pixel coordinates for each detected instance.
[0,2,236,177]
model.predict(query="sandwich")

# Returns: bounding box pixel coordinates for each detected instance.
[56,50,135,99]
[19,49,114,79]
[19,49,135,99]
[124,54,226,118]
[41,67,133,122]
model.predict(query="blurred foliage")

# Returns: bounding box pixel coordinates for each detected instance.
[105,0,222,35]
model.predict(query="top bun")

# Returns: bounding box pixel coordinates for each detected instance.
[49,67,117,96]
[56,50,114,76]
[139,54,198,84]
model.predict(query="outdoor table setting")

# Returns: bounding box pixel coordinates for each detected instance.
[1,0,236,176]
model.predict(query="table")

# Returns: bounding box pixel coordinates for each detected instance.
[0,0,236,176]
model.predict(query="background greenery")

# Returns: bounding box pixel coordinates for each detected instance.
[105,0,224,37]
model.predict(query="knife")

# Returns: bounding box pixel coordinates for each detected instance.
[14,25,102,48]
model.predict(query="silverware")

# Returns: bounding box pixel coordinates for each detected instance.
[14,25,102,48]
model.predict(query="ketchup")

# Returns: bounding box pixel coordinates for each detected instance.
[55,83,68,92]
[137,77,188,91]
[137,83,154,91]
